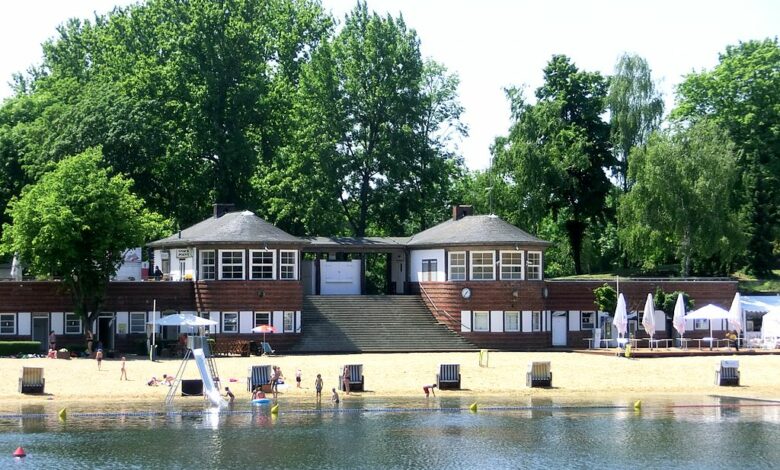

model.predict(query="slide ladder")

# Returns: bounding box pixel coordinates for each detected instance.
[164,346,224,407]
[165,349,190,405]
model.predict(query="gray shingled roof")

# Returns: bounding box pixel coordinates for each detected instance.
[406,215,549,247]
[148,210,306,248]
[303,236,410,250]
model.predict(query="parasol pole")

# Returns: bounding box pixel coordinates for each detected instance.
[151,299,157,361]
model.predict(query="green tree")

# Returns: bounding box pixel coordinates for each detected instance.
[259,2,464,237]
[618,120,745,275]
[674,38,780,276]
[593,283,617,314]
[1,148,167,341]
[494,55,614,274]
[607,53,664,192]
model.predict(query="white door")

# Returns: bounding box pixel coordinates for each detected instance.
[552,315,567,346]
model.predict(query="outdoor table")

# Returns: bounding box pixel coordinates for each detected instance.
[699,337,729,350]
[679,338,694,350]
[584,338,595,349]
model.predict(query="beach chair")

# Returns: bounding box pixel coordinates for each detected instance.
[436,364,461,390]
[19,367,45,394]
[526,361,552,388]
[261,342,275,356]
[339,364,364,392]
[715,360,740,386]
[247,364,273,392]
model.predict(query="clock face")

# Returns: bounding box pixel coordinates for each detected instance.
[461,287,472,299]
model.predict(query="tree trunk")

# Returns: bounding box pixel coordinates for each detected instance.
[566,219,586,275]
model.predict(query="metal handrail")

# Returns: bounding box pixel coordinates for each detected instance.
[418,283,469,331]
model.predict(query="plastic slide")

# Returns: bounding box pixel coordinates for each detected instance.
[192,348,225,408]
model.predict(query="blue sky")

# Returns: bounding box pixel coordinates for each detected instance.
[1,0,778,170]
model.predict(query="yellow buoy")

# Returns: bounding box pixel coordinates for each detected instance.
[58,408,67,420]
[633,400,642,410]
[469,402,478,413]
[271,404,279,415]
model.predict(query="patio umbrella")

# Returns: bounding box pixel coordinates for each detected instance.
[685,304,730,347]
[10,255,21,281]
[761,307,780,340]
[672,293,687,338]
[153,313,217,327]
[251,324,276,345]
[641,293,656,342]
[728,293,743,333]
[613,293,628,339]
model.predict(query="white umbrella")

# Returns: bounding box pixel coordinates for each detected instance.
[685,304,730,348]
[151,313,217,327]
[672,293,687,338]
[613,293,628,340]
[641,293,656,341]
[10,255,21,281]
[728,293,743,332]
[761,307,780,340]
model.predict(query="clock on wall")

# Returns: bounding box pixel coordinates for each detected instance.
[461,287,472,299]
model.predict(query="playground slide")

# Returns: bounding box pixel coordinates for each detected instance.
[192,348,225,408]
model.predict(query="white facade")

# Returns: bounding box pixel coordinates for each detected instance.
[409,249,445,282]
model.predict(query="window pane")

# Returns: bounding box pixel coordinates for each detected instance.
[0,314,15,334]
[221,251,244,280]
[283,311,294,332]
[449,252,466,281]
[223,313,238,333]
[471,252,495,280]
[65,314,82,334]
[474,311,489,331]
[527,252,542,280]
[505,311,520,331]
[200,251,215,280]
[280,251,297,280]
[254,312,270,327]
[532,311,541,331]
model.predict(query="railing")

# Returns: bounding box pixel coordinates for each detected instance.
[418,283,470,331]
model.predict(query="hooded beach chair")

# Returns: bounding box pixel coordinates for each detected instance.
[715,360,740,386]
[526,361,552,387]
[339,364,364,392]
[247,364,273,392]
[19,367,45,394]
[436,364,461,390]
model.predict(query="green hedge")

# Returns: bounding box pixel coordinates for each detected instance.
[0,341,42,355]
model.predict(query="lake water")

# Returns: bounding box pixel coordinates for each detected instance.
[1,395,779,469]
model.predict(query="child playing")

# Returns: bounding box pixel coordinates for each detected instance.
[225,386,235,403]
[95,348,104,370]
[296,369,302,388]
[331,387,340,404]
[119,356,128,380]
[423,384,437,397]
[315,374,323,401]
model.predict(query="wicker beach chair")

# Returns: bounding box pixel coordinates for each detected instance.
[247,364,273,392]
[715,360,740,386]
[339,364,364,392]
[19,367,45,394]
[436,364,461,390]
[526,361,552,388]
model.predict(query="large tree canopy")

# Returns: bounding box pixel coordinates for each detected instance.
[256,2,465,237]
[1,148,167,332]
[494,55,614,274]
[619,120,745,276]
[674,38,780,276]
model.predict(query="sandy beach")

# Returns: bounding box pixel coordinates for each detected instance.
[2,351,779,406]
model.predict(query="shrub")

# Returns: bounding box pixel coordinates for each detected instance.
[0,341,42,356]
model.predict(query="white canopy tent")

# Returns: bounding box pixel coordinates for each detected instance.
[685,304,730,348]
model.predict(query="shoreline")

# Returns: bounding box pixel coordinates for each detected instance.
[2,351,780,408]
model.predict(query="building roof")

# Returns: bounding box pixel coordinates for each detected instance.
[405,214,549,248]
[148,210,306,248]
[303,236,410,252]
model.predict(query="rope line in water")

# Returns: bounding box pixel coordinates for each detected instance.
[1,402,778,420]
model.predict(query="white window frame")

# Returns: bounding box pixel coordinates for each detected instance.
[504,311,520,332]
[527,251,543,280]
[532,311,541,332]
[222,312,238,333]
[448,251,466,281]
[0,314,15,335]
[500,251,524,280]
[694,319,709,330]
[65,313,82,334]
[254,312,271,328]
[199,250,216,280]
[279,250,298,280]
[581,311,595,330]
[129,312,146,334]
[219,250,245,280]
[470,251,495,281]
[283,311,295,332]
[250,249,276,280]
[421,259,438,282]
[473,311,490,332]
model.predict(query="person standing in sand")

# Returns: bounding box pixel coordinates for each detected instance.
[342,365,351,395]
[119,356,128,380]
[48,330,57,351]
[331,388,339,404]
[296,369,302,388]
[85,330,94,355]
[315,374,323,401]
[95,348,104,370]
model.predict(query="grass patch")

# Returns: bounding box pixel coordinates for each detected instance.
[735,269,780,294]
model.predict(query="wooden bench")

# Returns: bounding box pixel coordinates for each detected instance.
[212,339,250,357]
[339,364,364,392]
[436,364,461,390]
[526,361,552,388]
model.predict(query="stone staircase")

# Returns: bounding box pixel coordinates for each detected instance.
[290,295,477,353]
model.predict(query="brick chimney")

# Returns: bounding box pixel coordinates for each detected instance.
[452,205,474,220]
[213,203,236,218]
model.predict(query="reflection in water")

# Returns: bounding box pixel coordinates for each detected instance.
[0,396,778,468]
